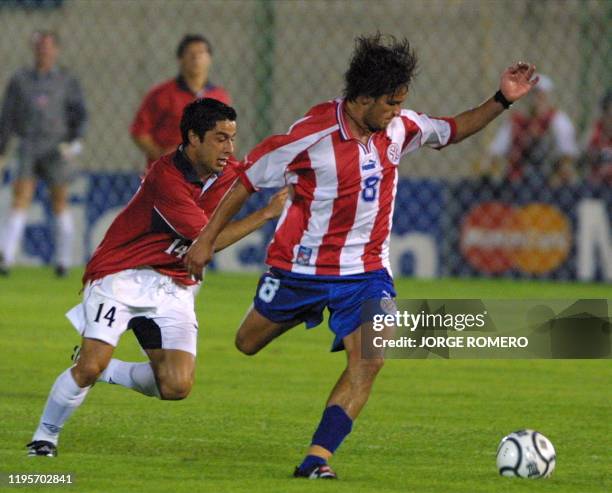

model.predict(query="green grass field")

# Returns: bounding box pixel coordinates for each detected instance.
[0,268,610,492]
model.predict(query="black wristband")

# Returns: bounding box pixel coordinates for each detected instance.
[494,90,513,109]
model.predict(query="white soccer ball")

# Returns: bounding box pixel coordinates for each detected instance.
[496,429,556,478]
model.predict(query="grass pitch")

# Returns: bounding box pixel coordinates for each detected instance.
[0,268,610,492]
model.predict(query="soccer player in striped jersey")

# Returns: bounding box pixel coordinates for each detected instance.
[185,33,539,479]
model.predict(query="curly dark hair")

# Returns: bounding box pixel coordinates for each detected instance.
[180,98,236,145]
[343,33,418,101]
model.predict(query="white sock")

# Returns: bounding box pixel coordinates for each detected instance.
[54,210,74,268]
[1,209,27,265]
[32,368,91,446]
[98,359,160,398]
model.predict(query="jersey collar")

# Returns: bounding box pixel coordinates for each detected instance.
[176,74,214,97]
[173,146,204,186]
[336,98,377,151]
[336,98,354,141]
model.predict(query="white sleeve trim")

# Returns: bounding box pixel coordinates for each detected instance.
[400,110,452,150]
[153,206,183,238]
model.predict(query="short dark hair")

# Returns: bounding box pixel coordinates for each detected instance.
[176,34,212,58]
[180,98,236,146]
[343,32,418,101]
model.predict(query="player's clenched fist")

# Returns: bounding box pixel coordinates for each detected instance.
[263,186,289,219]
[184,236,214,281]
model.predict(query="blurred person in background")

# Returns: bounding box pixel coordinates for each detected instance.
[131,34,231,169]
[0,30,88,277]
[582,89,612,186]
[486,74,578,188]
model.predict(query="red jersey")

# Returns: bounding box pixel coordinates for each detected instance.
[130,76,231,167]
[84,149,240,286]
[240,98,455,276]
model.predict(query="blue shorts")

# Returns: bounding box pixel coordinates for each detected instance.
[253,267,396,352]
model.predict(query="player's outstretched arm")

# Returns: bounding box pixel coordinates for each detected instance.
[451,62,539,143]
[184,179,251,280]
[214,187,288,252]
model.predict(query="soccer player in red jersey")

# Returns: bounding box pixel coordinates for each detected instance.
[185,34,540,479]
[27,98,287,457]
[130,34,231,169]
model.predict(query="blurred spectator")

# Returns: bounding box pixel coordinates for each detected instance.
[582,89,612,186]
[130,34,231,169]
[0,30,88,277]
[487,75,578,188]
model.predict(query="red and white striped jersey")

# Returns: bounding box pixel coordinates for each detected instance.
[239,98,456,276]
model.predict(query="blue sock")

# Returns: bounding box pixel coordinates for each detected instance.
[299,405,353,471]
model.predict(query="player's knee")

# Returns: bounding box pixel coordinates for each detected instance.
[352,357,385,377]
[159,384,191,401]
[12,196,31,209]
[366,357,385,374]
[235,332,260,356]
[72,359,107,387]
[158,377,193,401]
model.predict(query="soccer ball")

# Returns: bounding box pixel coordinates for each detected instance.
[496,429,556,478]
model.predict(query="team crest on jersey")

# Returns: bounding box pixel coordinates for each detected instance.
[296,245,312,265]
[387,143,401,164]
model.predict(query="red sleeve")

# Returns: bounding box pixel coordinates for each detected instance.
[150,167,208,240]
[130,88,159,137]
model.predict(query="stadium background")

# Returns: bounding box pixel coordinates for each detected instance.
[0,0,610,281]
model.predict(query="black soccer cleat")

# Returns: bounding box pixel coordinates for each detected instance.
[55,265,68,278]
[26,440,57,457]
[293,464,338,479]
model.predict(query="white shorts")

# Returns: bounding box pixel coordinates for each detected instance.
[66,269,200,355]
